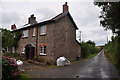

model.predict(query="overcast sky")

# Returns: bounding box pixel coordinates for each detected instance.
[0,0,113,46]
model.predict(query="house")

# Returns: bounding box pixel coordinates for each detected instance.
[11,2,81,62]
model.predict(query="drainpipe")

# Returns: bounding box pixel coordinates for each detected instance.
[35,26,38,58]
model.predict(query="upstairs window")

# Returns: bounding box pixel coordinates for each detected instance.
[33,28,36,36]
[40,25,46,35]
[40,45,46,56]
[23,30,28,38]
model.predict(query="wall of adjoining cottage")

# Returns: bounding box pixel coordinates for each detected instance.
[15,28,36,54]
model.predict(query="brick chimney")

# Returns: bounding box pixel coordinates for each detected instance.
[28,14,37,24]
[63,2,69,13]
[11,24,17,30]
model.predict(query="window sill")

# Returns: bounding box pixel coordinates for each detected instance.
[40,33,47,36]
[22,52,25,55]
[22,36,28,39]
[40,53,46,56]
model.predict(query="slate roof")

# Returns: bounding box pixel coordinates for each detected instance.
[11,12,78,32]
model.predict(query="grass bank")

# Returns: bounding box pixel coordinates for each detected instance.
[18,74,30,80]
[104,36,120,74]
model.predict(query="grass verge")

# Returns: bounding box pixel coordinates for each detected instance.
[18,74,29,80]
[86,53,98,59]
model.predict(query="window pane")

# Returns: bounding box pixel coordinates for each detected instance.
[33,28,36,36]
[22,46,25,54]
[40,25,46,35]
[40,46,43,53]
[23,30,28,37]
[40,26,43,34]
[44,46,46,53]
[40,46,46,54]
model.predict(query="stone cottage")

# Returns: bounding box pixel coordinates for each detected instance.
[11,2,81,62]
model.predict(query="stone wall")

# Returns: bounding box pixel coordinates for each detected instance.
[52,15,81,61]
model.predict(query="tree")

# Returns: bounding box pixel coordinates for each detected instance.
[94,1,120,70]
[94,2,120,34]
[1,29,21,51]
[1,29,14,49]
[12,32,22,47]
[86,40,95,47]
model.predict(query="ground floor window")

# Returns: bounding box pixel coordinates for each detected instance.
[22,46,25,54]
[12,47,15,53]
[40,45,47,56]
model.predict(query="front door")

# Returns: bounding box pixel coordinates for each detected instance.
[25,44,35,60]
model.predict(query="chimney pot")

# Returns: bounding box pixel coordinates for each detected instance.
[11,24,17,30]
[65,2,67,5]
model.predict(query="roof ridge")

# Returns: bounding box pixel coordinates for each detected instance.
[51,12,68,21]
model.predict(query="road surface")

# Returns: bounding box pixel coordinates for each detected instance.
[24,49,120,78]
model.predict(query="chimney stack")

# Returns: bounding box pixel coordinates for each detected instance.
[28,14,37,24]
[11,24,17,30]
[63,2,69,13]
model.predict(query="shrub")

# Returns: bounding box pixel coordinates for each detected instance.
[3,52,25,61]
[4,52,20,57]
[2,56,22,79]
[104,36,120,72]
[44,57,55,65]
[34,57,55,65]
[34,57,45,62]
[80,42,100,58]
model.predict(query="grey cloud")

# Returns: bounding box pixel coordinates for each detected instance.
[76,26,111,45]
[35,7,57,21]
[72,3,100,28]
[1,12,21,24]
[0,11,21,29]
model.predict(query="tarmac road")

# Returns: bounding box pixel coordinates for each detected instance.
[24,49,120,78]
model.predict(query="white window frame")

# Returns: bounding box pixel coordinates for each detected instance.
[40,25,46,35]
[40,46,46,56]
[23,30,28,38]
[22,46,25,54]
[33,28,36,36]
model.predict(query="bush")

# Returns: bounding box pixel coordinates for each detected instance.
[44,57,55,65]
[2,56,22,79]
[34,57,55,65]
[34,57,45,62]
[80,42,99,58]
[104,36,120,72]
[4,52,20,57]
[3,52,25,61]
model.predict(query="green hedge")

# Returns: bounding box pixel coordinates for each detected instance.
[80,42,100,58]
[3,52,25,61]
[4,52,20,57]
[104,36,120,72]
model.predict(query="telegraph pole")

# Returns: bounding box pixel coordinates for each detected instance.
[79,31,82,42]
